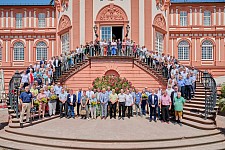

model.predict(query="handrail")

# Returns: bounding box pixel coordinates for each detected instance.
[186,66,217,119]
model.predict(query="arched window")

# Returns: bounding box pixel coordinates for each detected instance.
[155,32,164,55]
[13,42,24,61]
[178,40,189,60]
[0,44,2,61]
[204,10,211,26]
[202,40,213,60]
[36,42,47,61]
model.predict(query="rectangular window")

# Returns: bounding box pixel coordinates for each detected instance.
[178,46,189,60]
[204,11,211,26]
[14,48,24,60]
[202,46,213,60]
[155,32,163,55]
[38,13,46,28]
[101,26,112,41]
[16,13,23,28]
[61,33,69,54]
[180,11,187,26]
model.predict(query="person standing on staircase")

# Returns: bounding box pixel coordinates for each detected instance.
[53,56,62,79]
[174,92,185,126]
[19,86,33,127]
[184,74,193,102]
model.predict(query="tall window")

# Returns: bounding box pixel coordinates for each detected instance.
[180,11,187,26]
[38,13,46,28]
[61,33,70,54]
[178,41,189,60]
[155,32,164,55]
[36,42,47,61]
[101,26,111,41]
[0,45,2,61]
[16,13,23,28]
[202,40,213,60]
[14,42,24,61]
[204,11,211,26]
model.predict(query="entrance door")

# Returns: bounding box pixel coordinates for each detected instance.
[112,26,123,41]
[100,26,123,41]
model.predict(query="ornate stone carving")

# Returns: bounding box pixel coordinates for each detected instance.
[55,0,69,12]
[96,3,128,22]
[58,15,71,32]
[156,0,170,11]
[153,14,166,30]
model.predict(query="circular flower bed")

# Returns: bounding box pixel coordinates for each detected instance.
[92,75,132,93]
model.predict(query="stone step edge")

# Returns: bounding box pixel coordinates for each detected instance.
[0,131,224,150]
[182,119,217,130]
[4,126,221,143]
[8,115,59,128]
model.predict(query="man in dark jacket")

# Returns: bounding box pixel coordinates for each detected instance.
[67,89,76,119]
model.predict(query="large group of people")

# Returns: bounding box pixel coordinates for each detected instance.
[18,38,198,127]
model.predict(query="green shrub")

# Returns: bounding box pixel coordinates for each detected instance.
[218,98,225,112]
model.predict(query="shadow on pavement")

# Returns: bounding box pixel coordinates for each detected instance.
[0,122,8,130]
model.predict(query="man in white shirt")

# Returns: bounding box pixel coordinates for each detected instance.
[125,90,134,119]
[118,89,126,120]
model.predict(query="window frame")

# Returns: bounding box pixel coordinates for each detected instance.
[36,41,48,61]
[15,13,23,28]
[155,32,164,56]
[38,13,46,28]
[203,10,211,26]
[180,11,188,26]
[61,32,70,54]
[13,42,24,61]
[178,40,190,60]
[201,40,213,60]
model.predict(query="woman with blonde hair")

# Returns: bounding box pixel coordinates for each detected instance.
[37,88,48,119]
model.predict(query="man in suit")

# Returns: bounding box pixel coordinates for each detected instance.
[53,56,62,79]
[148,90,158,122]
[40,57,45,66]
[67,89,76,119]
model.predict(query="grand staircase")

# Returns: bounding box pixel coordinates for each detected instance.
[53,56,218,130]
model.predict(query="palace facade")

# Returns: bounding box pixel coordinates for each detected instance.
[0,0,225,90]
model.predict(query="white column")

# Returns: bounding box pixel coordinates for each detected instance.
[199,7,202,25]
[214,7,216,25]
[224,7,225,25]
[194,9,197,26]
[52,11,54,27]
[5,11,8,27]
[219,8,221,25]
[11,10,13,28]
[24,10,27,28]
[29,11,31,27]
[34,11,36,27]
[1,11,3,28]
[5,40,8,62]
[47,11,50,27]
[176,9,178,25]
[195,38,196,61]
[190,8,192,25]
[52,40,54,56]
[172,38,174,56]
[80,0,85,45]
[219,38,221,61]
[29,40,31,62]
[139,0,145,46]
[171,9,173,26]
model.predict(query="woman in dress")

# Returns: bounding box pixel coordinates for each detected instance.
[37,88,48,119]
[80,90,89,119]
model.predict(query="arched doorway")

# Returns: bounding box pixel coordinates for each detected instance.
[105,69,120,77]
[95,3,129,41]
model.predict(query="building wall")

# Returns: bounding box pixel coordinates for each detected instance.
[0,6,56,68]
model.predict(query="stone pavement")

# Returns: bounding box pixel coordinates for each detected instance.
[7,116,219,141]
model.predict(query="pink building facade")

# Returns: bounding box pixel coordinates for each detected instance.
[0,0,225,90]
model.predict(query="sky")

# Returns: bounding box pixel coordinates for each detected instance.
[0,0,52,5]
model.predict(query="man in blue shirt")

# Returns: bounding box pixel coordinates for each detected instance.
[76,88,83,117]
[100,88,109,119]
[177,75,185,97]
[184,74,193,102]
[134,89,142,117]
[19,86,33,127]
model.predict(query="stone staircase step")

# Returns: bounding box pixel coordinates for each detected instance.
[183,110,214,119]
[185,103,205,109]
[183,114,215,125]
[189,100,205,105]
[9,115,59,128]
[182,119,217,130]
[0,129,224,149]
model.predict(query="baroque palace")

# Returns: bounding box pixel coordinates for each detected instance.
[0,0,225,91]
